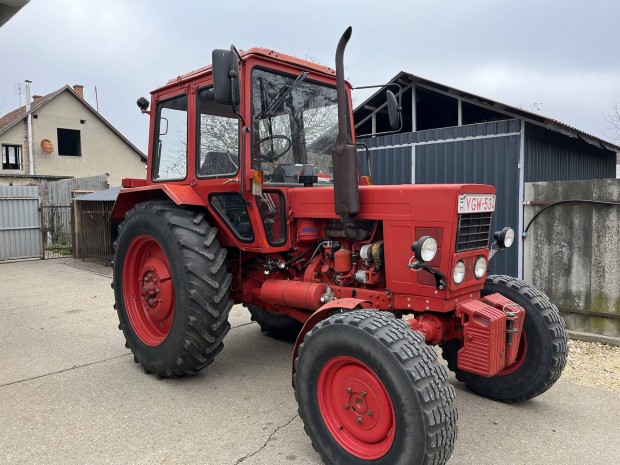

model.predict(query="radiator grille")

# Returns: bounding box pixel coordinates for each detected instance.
[456,213,492,252]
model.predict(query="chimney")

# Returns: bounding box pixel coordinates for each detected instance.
[32,95,42,103]
[73,85,84,98]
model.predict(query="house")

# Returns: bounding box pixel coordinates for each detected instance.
[353,71,620,278]
[0,84,146,186]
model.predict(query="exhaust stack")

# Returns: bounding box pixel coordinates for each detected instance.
[332,27,360,230]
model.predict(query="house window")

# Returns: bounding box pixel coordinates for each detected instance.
[2,144,22,170]
[57,128,81,156]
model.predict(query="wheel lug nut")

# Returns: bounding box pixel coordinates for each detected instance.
[357,417,363,424]
[346,387,352,393]
[361,391,366,397]
[367,410,373,416]
[344,403,350,410]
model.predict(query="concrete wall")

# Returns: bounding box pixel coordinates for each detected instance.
[524,179,620,337]
[0,91,146,186]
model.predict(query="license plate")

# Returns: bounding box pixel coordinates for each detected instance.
[458,194,496,214]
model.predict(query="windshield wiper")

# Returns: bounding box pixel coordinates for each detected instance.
[258,71,308,119]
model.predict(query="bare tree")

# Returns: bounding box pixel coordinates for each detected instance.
[603,104,620,143]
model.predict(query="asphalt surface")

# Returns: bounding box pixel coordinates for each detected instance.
[1,259,619,465]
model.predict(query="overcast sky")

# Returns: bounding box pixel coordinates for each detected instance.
[1,0,619,154]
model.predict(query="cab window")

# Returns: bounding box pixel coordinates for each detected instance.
[196,87,240,177]
[152,94,188,181]
[251,68,338,184]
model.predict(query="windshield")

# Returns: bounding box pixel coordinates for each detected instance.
[251,68,338,184]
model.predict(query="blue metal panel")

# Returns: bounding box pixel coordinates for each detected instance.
[525,123,616,182]
[359,146,412,184]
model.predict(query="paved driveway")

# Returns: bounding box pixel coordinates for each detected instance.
[1,259,619,464]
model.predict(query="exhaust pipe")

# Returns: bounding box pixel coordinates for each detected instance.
[332,27,360,232]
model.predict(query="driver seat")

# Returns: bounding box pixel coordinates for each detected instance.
[199,151,237,176]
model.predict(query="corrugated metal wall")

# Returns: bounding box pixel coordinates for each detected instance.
[360,119,521,277]
[0,185,43,260]
[525,122,616,182]
[359,146,412,184]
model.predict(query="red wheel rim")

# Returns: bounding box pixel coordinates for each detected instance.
[317,356,396,459]
[123,234,174,346]
[499,332,528,376]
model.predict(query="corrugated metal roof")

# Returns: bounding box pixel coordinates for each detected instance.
[354,71,620,153]
[74,186,121,202]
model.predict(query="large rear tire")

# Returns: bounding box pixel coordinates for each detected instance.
[441,275,568,402]
[295,310,457,465]
[113,200,233,377]
[246,304,303,341]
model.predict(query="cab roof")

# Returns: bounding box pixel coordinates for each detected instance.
[155,48,337,94]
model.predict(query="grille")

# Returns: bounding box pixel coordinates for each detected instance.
[456,212,492,252]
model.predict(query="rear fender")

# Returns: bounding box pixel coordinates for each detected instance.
[292,298,369,380]
[111,185,205,220]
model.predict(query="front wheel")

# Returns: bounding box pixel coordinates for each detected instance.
[441,275,568,402]
[294,310,457,465]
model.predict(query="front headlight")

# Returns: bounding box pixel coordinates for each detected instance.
[453,260,465,284]
[412,236,437,263]
[494,227,515,249]
[474,256,487,279]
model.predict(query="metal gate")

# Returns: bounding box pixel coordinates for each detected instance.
[40,205,73,259]
[0,185,43,260]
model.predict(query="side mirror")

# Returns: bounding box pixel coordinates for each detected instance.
[212,47,240,106]
[386,90,401,131]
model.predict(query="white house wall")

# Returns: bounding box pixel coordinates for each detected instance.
[1,91,146,186]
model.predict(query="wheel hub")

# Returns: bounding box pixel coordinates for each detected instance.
[317,356,395,459]
[122,235,175,346]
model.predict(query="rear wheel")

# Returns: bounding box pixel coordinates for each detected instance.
[113,200,233,377]
[441,274,568,401]
[246,304,303,341]
[294,310,457,465]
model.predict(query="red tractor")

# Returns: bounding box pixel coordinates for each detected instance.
[111,28,568,465]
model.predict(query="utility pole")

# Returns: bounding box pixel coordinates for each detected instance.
[25,80,34,176]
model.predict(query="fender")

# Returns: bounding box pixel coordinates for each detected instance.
[292,298,369,380]
[111,184,204,220]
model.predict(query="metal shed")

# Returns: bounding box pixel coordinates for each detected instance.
[73,186,121,265]
[355,72,619,278]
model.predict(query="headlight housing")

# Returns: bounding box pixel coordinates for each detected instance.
[494,227,515,249]
[453,260,465,284]
[411,236,438,263]
[474,256,487,279]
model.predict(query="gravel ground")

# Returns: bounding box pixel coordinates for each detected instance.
[563,339,620,393]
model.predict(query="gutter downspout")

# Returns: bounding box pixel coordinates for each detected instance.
[517,122,525,279]
[25,80,34,176]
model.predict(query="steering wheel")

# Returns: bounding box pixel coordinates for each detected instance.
[254,135,292,162]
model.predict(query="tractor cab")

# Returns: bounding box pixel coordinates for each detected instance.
[126,48,352,253]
